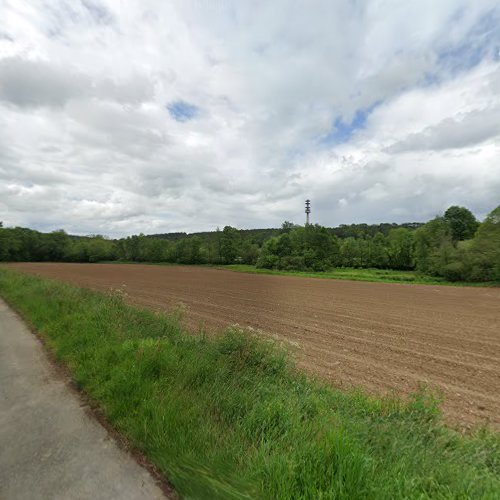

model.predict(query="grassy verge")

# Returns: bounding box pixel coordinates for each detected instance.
[223,264,500,287]
[0,268,498,499]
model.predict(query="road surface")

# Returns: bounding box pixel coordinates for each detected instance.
[0,298,168,500]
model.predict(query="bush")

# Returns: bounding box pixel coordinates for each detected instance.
[278,255,305,271]
[441,261,467,281]
[256,253,279,269]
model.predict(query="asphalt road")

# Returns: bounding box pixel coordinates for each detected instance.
[0,298,167,500]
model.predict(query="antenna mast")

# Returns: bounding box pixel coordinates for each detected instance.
[305,199,311,225]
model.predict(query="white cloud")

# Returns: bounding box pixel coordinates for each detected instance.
[0,0,499,236]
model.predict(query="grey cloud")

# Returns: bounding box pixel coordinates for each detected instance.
[0,57,153,108]
[81,0,115,25]
[65,99,164,158]
[43,0,115,39]
[95,76,154,104]
[0,31,14,42]
[0,58,84,107]
[386,107,500,153]
[308,156,500,228]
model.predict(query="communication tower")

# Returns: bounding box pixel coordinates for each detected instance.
[305,199,311,225]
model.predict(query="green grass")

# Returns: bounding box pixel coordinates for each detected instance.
[223,264,500,287]
[0,268,499,499]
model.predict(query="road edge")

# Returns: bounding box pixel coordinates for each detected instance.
[0,293,178,500]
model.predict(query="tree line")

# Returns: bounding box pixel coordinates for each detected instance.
[258,205,499,281]
[0,204,498,282]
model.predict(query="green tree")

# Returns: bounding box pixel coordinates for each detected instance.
[118,235,142,261]
[443,206,479,242]
[85,236,117,262]
[65,236,117,262]
[174,237,205,264]
[413,217,452,274]
[280,221,298,233]
[240,240,259,265]
[387,228,414,270]
[340,237,362,267]
[220,226,240,264]
[468,205,500,280]
[256,237,279,269]
[40,230,70,261]
[140,238,169,262]
[367,233,389,268]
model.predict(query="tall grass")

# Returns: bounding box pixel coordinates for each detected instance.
[0,268,498,498]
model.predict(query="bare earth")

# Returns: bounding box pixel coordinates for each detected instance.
[5,263,500,429]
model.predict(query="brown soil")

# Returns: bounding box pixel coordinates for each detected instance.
[5,262,500,430]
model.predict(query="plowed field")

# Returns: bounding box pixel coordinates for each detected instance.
[5,262,500,429]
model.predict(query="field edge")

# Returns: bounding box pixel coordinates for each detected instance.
[0,268,499,499]
[222,264,500,287]
[96,260,500,287]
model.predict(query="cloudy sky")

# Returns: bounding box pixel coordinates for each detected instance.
[1,0,499,236]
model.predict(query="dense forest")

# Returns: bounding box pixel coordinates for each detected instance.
[0,205,499,282]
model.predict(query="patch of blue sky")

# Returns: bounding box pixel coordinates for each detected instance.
[320,102,380,146]
[438,43,488,74]
[421,71,441,87]
[167,100,200,122]
[437,9,500,74]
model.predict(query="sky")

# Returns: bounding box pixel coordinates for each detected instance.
[0,0,499,237]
